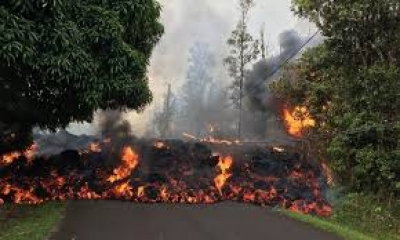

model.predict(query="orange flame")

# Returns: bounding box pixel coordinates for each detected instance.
[321,162,334,186]
[137,186,145,198]
[112,182,133,198]
[154,141,166,149]
[89,142,102,153]
[108,147,139,183]
[283,106,315,138]
[0,143,37,165]
[214,156,233,195]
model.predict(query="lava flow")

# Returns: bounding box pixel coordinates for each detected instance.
[0,139,332,217]
[0,143,37,166]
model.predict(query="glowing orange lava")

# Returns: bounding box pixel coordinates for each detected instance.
[154,141,166,149]
[89,142,102,153]
[0,143,38,165]
[282,106,315,138]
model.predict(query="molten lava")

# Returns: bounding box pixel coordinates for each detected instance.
[0,143,37,166]
[89,142,102,153]
[282,106,315,138]
[0,139,332,217]
[107,147,139,183]
[182,132,241,146]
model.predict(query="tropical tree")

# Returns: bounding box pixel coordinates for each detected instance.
[271,0,400,196]
[0,0,164,153]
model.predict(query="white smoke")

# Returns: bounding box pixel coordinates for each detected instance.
[68,0,318,137]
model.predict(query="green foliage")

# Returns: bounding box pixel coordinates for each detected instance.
[0,202,66,240]
[0,0,164,153]
[331,193,400,239]
[282,193,400,240]
[224,0,259,106]
[271,0,400,197]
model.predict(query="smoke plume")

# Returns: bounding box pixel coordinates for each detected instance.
[244,30,304,112]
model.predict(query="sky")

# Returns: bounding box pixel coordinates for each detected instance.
[68,0,317,136]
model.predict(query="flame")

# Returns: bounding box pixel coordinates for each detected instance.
[137,186,145,198]
[154,141,166,149]
[214,156,233,195]
[321,162,334,186]
[283,106,315,138]
[89,142,102,153]
[0,143,37,165]
[112,182,133,198]
[108,147,139,183]
[160,187,169,200]
[0,139,333,217]
[272,146,285,153]
[208,124,215,133]
[182,132,198,140]
[182,133,241,146]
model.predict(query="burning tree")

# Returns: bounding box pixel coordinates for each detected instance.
[0,0,164,154]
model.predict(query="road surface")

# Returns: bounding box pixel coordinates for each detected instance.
[51,201,341,240]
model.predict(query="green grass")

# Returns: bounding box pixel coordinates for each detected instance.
[282,210,375,240]
[0,202,66,240]
[280,193,400,240]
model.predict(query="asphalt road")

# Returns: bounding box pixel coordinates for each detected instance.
[51,201,342,240]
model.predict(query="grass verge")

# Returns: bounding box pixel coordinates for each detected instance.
[280,193,400,240]
[0,202,65,240]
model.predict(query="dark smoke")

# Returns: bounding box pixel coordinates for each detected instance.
[244,29,303,112]
[98,110,137,145]
[242,30,304,141]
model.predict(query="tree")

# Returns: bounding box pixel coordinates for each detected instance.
[224,0,259,139]
[0,0,164,153]
[271,0,400,196]
[153,84,175,139]
[179,42,216,136]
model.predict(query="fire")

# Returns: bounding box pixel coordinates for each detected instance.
[214,156,233,195]
[108,147,139,183]
[321,162,334,186]
[0,143,37,165]
[208,124,215,133]
[0,139,333,217]
[111,182,133,198]
[154,141,166,149]
[182,132,197,140]
[282,106,315,138]
[182,133,241,146]
[137,186,145,198]
[272,146,285,153]
[89,142,102,153]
